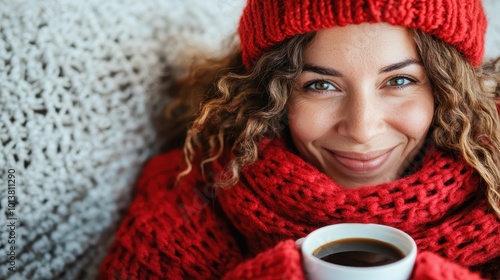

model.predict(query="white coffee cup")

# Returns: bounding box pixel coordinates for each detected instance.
[298,223,417,280]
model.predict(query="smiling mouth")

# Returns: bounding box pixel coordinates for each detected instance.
[327,148,394,173]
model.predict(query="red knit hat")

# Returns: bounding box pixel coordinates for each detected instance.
[238,0,487,68]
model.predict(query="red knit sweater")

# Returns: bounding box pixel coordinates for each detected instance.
[99,139,500,280]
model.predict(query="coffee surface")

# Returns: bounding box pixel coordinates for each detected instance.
[313,238,405,267]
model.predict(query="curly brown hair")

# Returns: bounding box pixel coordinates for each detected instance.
[158,29,500,217]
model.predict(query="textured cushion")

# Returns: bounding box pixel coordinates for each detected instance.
[0,0,497,279]
[0,1,242,279]
[484,0,500,60]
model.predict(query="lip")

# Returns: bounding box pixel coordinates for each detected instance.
[326,147,395,173]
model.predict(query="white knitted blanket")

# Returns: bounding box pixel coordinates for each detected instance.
[0,0,498,279]
[0,1,243,279]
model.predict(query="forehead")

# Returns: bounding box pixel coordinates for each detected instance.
[304,23,419,69]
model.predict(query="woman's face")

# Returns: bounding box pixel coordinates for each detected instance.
[288,23,434,188]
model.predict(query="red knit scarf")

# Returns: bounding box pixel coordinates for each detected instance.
[217,138,499,270]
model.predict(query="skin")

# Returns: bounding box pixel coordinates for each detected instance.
[288,23,435,188]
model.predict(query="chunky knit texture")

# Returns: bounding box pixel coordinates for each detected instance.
[238,0,488,68]
[99,139,499,279]
[1,1,498,280]
[0,1,243,279]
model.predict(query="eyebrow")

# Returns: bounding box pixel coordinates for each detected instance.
[302,58,422,77]
[302,64,343,77]
[379,58,422,73]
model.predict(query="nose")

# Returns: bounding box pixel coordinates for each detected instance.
[337,89,386,144]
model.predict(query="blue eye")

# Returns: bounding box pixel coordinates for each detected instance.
[306,81,337,91]
[386,77,415,87]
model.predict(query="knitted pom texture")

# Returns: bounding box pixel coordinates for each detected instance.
[238,0,487,68]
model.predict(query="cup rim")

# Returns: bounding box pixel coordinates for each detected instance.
[301,223,417,271]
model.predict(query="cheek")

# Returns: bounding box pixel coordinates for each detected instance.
[287,99,334,143]
[392,98,434,140]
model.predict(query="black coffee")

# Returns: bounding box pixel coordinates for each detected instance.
[313,238,405,267]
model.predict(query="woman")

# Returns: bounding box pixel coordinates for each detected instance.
[99,0,500,279]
